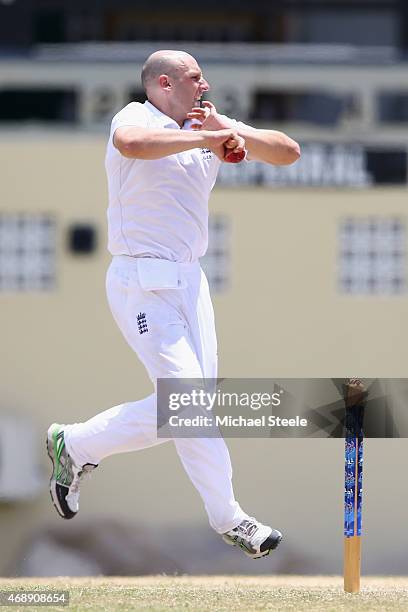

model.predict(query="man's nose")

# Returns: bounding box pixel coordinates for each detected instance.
[200,78,210,92]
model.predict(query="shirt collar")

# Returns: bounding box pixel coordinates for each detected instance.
[144,100,180,129]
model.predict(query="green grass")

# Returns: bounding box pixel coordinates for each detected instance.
[0,576,407,611]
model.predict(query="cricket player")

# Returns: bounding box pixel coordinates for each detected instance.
[47,50,300,559]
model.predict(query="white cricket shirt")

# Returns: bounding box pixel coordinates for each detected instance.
[105,100,222,263]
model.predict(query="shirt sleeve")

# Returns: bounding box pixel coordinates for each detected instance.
[110,103,149,143]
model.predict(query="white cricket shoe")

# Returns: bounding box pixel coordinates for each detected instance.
[47,423,97,519]
[222,518,282,559]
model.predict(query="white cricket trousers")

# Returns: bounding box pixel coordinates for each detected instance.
[64,255,248,534]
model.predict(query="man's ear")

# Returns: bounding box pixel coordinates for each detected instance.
[159,74,171,90]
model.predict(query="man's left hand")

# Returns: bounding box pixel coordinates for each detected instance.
[187,101,231,131]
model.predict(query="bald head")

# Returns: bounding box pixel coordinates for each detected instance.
[139,49,209,126]
[141,50,195,94]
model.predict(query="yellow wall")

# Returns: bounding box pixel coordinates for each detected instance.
[0,134,407,574]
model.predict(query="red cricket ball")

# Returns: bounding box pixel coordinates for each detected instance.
[224,150,246,163]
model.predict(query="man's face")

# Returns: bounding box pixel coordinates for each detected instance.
[169,57,210,121]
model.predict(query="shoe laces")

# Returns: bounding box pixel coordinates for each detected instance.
[233,517,272,551]
[69,463,95,495]
[233,518,260,541]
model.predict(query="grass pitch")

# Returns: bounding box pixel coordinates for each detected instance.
[0,576,407,611]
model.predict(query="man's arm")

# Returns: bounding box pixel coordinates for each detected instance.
[234,126,300,166]
[113,126,245,160]
[187,102,300,166]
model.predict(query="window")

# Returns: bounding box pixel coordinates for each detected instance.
[104,10,253,42]
[296,10,397,46]
[0,89,77,123]
[378,92,408,123]
[365,150,407,185]
[339,218,405,295]
[0,214,56,292]
[33,9,65,43]
[250,90,355,126]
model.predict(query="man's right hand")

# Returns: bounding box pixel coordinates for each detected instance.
[203,129,246,162]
